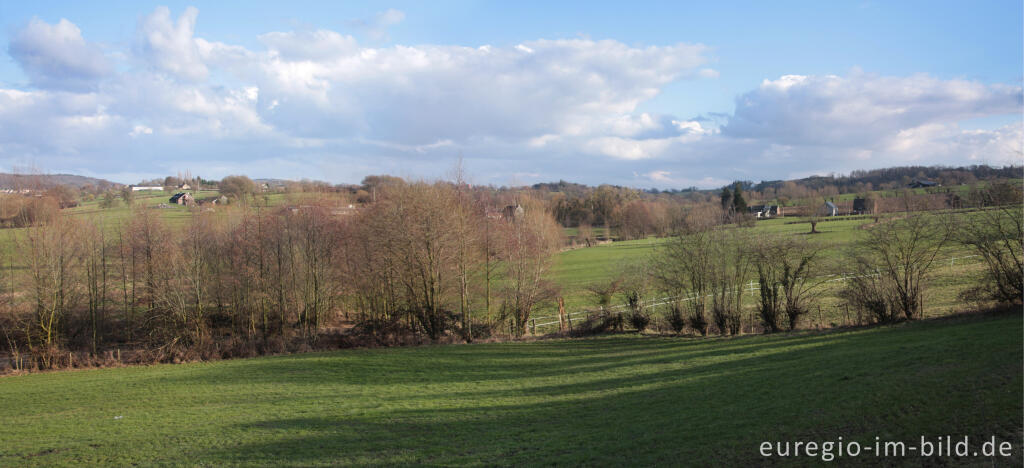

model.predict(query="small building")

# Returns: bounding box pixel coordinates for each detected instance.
[821,201,838,217]
[502,204,524,221]
[177,183,191,190]
[908,179,938,188]
[852,197,876,215]
[748,205,781,218]
[169,192,195,206]
[197,195,227,206]
[131,185,163,192]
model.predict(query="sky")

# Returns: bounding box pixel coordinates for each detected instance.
[0,1,1020,188]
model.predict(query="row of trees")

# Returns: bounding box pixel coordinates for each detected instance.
[640,185,1022,336]
[0,180,563,370]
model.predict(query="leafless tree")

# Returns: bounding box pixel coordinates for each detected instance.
[954,183,1023,304]
[753,236,825,332]
[843,212,950,321]
[620,262,653,333]
[21,216,84,366]
[709,230,752,335]
[497,198,562,337]
[81,218,110,354]
[652,228,714,335]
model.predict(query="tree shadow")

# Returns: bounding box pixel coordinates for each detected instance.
[193,316,1022,466]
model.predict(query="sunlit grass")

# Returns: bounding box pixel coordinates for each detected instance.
[0,311,1018,466]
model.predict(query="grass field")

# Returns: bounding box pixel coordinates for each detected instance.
[0,311,1019,466]
[544,215,989,331]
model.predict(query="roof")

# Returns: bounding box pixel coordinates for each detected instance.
[824,201,837,210]
[170,192,191,203]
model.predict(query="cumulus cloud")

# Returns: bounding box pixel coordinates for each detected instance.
[250,38,710,143]
[134,6,209,81]
[0,6,1020,188]
[723,72,1022,147]
[8,18,111,90]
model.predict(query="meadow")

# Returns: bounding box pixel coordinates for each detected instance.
[542,214,989,332]
[0,310,1018,466]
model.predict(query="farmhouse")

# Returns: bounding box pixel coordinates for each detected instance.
[170,192,195,206]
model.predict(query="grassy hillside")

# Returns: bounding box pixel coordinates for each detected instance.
[0,311,1019,466]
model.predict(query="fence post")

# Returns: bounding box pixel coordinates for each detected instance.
[567,313,573,331]
[844,304,851,326]
[531,319,536,335]
[558,297,567,332]
[817,306,823,329]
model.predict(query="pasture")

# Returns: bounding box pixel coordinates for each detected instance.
[0,311,1019,466]
[545,214,988,332]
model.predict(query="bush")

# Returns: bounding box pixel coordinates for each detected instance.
[571,312,624,337]
[628,310,651,333]
[625,291,650,333]
[666,303,687,334]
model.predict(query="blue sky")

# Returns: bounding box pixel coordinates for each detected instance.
[0,1,1020,187]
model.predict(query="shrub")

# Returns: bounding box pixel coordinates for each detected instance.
[666,303,687,334]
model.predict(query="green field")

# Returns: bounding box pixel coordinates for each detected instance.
[543,215,988,331]
[0,311,1019,466]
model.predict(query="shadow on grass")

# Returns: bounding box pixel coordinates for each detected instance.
[194,314,1021,466]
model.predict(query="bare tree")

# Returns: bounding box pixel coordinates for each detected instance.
[620,262,652,333]
[81,218,110,354]
[753,236,825,332]
[709,230,752,335]
[955,183,1023,304]
[843,212,950,321]
[497,198,562,337]
[21,216,84,366]
[652,228,714,335]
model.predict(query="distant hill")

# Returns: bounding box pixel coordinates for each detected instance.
[0,172,122,190]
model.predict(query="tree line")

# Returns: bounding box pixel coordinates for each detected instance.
[583,184,1022,337]
[0,179,563,370]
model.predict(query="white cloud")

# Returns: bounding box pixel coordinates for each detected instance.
[8,18,111,90]
[134,6,208,81]
[723,71,1022,148]
[260,30,359,61]
[129,125,153,137]
[247,37,710,143]
[0,7,1020,188]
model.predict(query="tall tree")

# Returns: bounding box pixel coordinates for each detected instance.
[732,183,747,215]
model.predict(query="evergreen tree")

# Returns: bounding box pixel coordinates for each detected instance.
[732,183,748,214]
[720,187,733,212]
